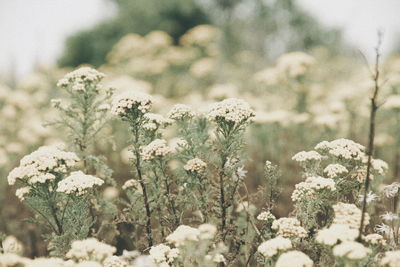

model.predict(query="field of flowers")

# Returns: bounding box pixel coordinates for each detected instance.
[1,25,400,266]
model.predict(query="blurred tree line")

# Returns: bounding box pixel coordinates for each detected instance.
[59,0,346,68]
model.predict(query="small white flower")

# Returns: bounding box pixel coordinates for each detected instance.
[358,191,379,204]
[381,212,399,222]
[141,139,172,161]
[383,183,400,198]
[207,98,255,124]
[57,171,104,196]
[167,104,195,120]
[375,223,392,235]
[257,211,276,221]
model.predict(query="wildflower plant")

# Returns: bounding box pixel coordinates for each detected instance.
[7,145,102,256]
[51,67,114,181]
[50,67,120,244]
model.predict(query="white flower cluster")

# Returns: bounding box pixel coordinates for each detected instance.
[351,167,373,183]
[383,183,400,198]
[122,179,142,193]
[57,67,105,92]
[141,139,172,161]
[381,250,400,267]
[371,159,389,175]
[332,241,371,260]
[315,138,365,161]
[276,52,315,78]
[253,68,280,86]
[166,225,200,247]
[292,151,322,163]
[0,253,27,267]
[257,211,276,221]
[291,176,336,202]
[167,104,195,120]
[271,217,307,239]
[2,236,23,255]
[165,224,217,248]
[66,238,116,263]
[198,224,217,240]
[275,251,313,267]
[180,24,219,46]
[15,186,31,201]
[184,158,207,173]
[316,224,358,246]
[143,113,173,131]
[364,233,386,246]
[111,91,153,117]
[190,58,215,78]
[332,202,369,229]
[207,98,255,124]
[323,163,348,178]
[149,244,179,266]
[56,171,104,196]
[103,256,127,267]
[257,236,292,257]
[7,145,79,185]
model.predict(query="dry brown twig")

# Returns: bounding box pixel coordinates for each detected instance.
[358,31,384,240]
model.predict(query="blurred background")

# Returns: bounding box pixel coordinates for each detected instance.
[1,0,400,257]
[1,0,399,77]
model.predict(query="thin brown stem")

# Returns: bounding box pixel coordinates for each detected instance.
[133,126,153,247]
[358,31,383,240]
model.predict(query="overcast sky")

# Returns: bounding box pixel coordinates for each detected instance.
[0,0,399,77]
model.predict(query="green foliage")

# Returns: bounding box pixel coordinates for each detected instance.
[58,0,209,67]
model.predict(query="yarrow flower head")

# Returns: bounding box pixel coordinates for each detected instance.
[381,250,400,266]
[292,151,322,163]
[271,217,307,239]
[122,179,142,193]
[333,202,369,229]
[276,51,315,78]
[257,211,276,221]
[167,104,195,120]
[7,145,79,185]
[57,171,104,196]
[111,91,153,118]
[316,224,358,246]
[364,233,386,246]
[141,139,172,161]
[149,244,179,266]
[15,186,31,201]
[66,238,116,263]
[2,236,23,255]
[166,225,200,247]
[207,98,255,125]
[291,176,336,202]
[103,256,127,267]
[257,236,292,258]
[324,164,348,178]
[184,158,207,173]
[315,138,365,161]
[198,223,217,240]
[57,67,105,92]
[332,241,371,261]
[143,113,173,131]
[371,159,389,175]
[275,250,313,267]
